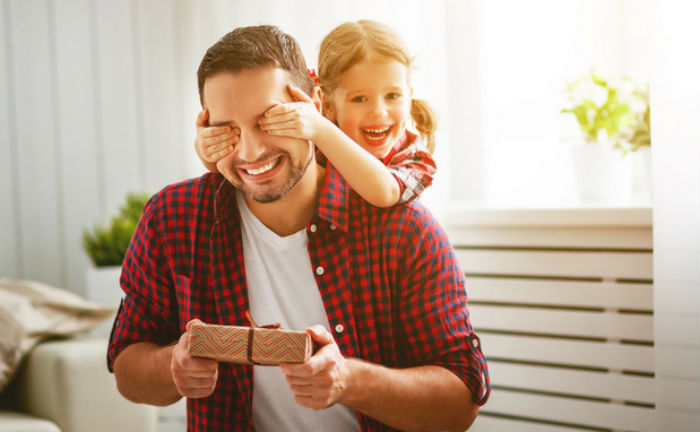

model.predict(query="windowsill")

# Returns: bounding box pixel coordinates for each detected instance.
[445,204,652,227]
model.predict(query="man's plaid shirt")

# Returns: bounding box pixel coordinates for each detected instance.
[108,163,490,431]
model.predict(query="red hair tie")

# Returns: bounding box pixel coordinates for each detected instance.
[308,68,319,86]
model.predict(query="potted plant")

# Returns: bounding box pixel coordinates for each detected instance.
[561,70,650,202]
[82,192,150,310]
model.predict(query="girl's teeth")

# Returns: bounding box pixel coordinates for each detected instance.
[245,159,278,175]
[362,127,391,140]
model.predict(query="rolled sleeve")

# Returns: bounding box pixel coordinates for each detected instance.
[107,194,179,371]
[396,208,490,405]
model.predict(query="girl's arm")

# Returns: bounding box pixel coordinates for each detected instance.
[384,133,437,204]
[260,84,401,207]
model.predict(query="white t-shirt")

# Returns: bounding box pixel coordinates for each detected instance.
[236,191,361,432]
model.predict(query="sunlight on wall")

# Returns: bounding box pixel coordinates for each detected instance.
[452,0,651,206]
[177,0,652,209]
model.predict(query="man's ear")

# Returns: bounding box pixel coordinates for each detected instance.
[311,86,323,112]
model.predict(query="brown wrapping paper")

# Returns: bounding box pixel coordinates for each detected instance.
[188,322,312,365]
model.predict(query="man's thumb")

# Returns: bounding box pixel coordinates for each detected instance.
[307,325,334,345]
[186,318,204,332]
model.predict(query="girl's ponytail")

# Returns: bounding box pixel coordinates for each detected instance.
[410,98,438,154]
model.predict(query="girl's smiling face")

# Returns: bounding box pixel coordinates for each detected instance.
[325,59,412,159]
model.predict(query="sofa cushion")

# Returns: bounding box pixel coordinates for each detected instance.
[0,278,115,393]
[0,411,60,432]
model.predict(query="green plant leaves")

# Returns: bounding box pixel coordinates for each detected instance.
[82,192,151,267]
[561,70,650,154]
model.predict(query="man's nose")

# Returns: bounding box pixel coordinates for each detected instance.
[236,127,267,162]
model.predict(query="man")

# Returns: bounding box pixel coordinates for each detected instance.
[108,25,489,432]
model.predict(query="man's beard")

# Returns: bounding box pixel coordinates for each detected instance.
[239,144,314,203]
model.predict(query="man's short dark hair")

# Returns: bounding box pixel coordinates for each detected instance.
[197,25,313,104]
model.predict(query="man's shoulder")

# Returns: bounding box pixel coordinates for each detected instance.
[146,173,223,216]
[350,192,439,232]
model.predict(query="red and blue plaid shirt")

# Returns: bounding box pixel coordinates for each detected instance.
[316,130,437,205]
[382,130,436,204]
[108,163,489,432]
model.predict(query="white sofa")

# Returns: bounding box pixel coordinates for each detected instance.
[0,337,158,432]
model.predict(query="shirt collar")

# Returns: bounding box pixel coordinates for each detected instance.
[315,163,350,232]
[214,175,238,220]
[213,167,350,232]
[381,129,412,164]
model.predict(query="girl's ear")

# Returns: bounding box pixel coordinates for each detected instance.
[320,91,337,122]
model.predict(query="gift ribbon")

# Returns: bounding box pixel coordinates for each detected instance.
[245,310,281,364]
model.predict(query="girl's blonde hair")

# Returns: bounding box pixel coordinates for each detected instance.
[318,20,437,153]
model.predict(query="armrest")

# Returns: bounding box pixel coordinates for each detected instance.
[15,337,157,432]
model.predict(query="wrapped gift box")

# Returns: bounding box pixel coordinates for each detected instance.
[188,322,312,365]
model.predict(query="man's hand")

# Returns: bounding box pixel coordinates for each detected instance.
[280,325,351,410]
[195,109,239,173]
[258,84,332,142]
[171,319,219,399]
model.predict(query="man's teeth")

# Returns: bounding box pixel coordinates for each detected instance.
[245,159,278,175]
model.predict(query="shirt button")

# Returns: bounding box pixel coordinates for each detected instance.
[315,266,325,275]
[330,224,336,231]
[472,337,479,348]
[335,324,344,333]
[309,224,317,233]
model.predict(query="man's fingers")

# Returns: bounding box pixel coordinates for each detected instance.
[186,318,204,331]
[307,324,335,346]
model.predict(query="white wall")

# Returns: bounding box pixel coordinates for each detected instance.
[650,1,700,430]
[0,0,445,296]
[0,0,193,296]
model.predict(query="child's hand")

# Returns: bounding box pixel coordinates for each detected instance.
[195,109,239,173]
[258,84,329,141]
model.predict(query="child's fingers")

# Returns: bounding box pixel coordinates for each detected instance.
[202,134,237,153]
[287,84,313,103]
[264,103,297,118]
[264,127,306,140]
[195,109,209,128]
[259,111,300,129]
[201,141,234,163]
[201,125,235,138]
[209,145,234,160]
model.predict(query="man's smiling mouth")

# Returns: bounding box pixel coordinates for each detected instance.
[243,157,281,176]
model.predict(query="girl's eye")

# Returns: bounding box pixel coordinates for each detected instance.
[386,92,402,100]
[350,95,367,103]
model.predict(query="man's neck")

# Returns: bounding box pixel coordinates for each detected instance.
[243,162,326,237]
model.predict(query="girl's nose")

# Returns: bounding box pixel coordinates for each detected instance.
[369,99,388,117]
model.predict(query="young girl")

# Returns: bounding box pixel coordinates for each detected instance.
[195,20,437,207]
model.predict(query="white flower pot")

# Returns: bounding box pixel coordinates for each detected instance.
[571,144,633,204]
[85,265,123,336]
